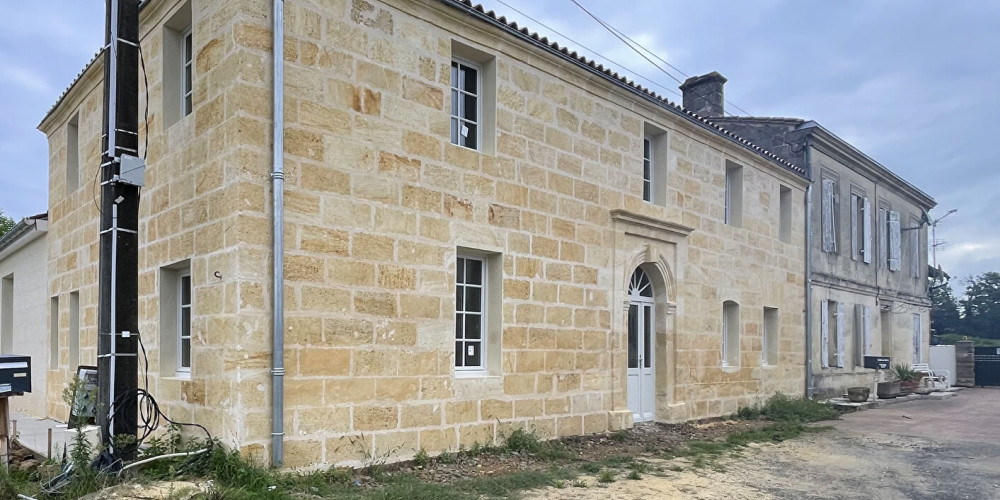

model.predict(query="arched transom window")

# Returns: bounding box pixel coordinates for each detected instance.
[628,268,653,300]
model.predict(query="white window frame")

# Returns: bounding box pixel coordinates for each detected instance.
[850,193,871,263]
[888,210,901,271]
[450,58,481,151]
[177,271,192,374]
[455,255,487,373]
[642,136,653,203]
[821,178,838,253]
[182,28,193,117]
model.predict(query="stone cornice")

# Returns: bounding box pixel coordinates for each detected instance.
[610,210,694,239]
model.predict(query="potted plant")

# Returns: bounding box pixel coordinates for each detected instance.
[891,363,920,394]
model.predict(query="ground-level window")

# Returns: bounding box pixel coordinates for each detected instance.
[159,261,191,377]
[456,256,486,371]
[178,272,192,373]
[722,301,740,366]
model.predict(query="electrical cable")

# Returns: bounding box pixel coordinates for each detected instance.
[138,43,149,160]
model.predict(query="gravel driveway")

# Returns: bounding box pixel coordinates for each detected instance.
[526,388,1000,500]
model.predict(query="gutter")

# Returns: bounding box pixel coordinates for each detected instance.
[0,215,49,262]
[270,0,286,467]
[803,139,814,399]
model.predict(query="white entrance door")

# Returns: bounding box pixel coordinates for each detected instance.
[626,269,655,422]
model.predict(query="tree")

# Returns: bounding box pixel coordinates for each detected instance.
[960,272,1000,340]
[929,276,962,336]
[0,208,15,237]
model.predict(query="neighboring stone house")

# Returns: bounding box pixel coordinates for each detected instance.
[39,0,809,468]
[0,213,50,417]
[683,73,936,398]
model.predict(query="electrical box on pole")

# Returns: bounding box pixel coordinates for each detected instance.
[98,0,142,464]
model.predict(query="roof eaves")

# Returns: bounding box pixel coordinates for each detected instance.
[440,0,809,177]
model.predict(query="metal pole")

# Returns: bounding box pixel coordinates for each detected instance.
[270,0,286,468]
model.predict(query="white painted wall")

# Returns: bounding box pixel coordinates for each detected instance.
[0,233,49,417]
[929,345,956,388]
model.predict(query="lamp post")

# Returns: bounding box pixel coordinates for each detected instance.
[931,208,957,280]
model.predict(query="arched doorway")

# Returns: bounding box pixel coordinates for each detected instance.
[627,268,655,422]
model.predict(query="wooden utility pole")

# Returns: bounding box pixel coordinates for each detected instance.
[97,0,141,463]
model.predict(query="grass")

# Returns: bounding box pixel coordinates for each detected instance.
[5,395,840,500]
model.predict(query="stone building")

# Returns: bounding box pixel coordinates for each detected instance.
[0,213,50,417]
[685,73,936,398]
[39,0,808,468]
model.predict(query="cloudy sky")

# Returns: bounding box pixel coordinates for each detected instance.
[1,1,998,294]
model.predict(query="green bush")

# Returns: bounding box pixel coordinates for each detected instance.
[736,393,838,423]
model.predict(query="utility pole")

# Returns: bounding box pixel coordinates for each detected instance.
[97,0,142,464]
[931,209,957,281]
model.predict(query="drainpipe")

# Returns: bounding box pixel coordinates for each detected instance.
[270,0,286,467]
[803,139,814,400]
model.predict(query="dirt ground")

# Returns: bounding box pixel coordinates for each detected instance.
[526,388,1000,500]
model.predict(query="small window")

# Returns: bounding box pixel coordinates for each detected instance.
[854,304,871,367]
[455,256,485,370]
[821,178,838,253]
[642,123,668,206]
[182,29,193,117]
[763,307,778,366]
[159,260,192,377]
[722,301,740,367]
[850,193,871,263]
[724,161,743,227]
[178,272,192,373]
[1,275,12,354]
[162,2,192,128]
[69,291,80,370]
[50,296,60,369]
[778,185,791,243]
[642,137,652,202]
[450,59,480,150]
[66,113,80,193]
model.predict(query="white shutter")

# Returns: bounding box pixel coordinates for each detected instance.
[850,195,858,260]
[854,304,864,366]
[910,224,920,278]
[888,211,901,271]
[878,208,887,267]
[863,306,872,357]
[912,314,921,363]
[821,179,836,253]
[820,300,829,369]
[862,198,872,264]
[836,302,846,367]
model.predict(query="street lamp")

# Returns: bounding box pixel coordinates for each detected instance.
[931,209,957,280]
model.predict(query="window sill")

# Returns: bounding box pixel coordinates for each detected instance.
[162,373,192,382]
[454,370,492,379]
[720,365,740,374]
[761,363,778,370]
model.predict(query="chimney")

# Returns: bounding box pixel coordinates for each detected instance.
[679,71,727,117]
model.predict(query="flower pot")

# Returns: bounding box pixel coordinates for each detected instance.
[900,380,920,394]
[847,387,871,403]
[877,381,901,399]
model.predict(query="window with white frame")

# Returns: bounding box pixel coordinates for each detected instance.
[854,304,872,367]
[850,192,871,263]
[178,272,192,373]
[162,2,192,128]
[450,59,480,150]
[455,256,486,371]
[722,301,740,367]
[159,260,191,377]
[642,137,653,202]
[820,300,845,368]
[182,29,193,117]
[763,307,778,366]
[725,161,743,227]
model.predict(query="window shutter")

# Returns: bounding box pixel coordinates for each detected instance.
[821,179,836,253]
[850,195,858,260]
[912,314,921,363]
[862,198,872,264]
[910,224,920,278]
[820,300,829,369]
[863,306,872,357]
[888,211,901,271]
[854,304,865,366]
[878,208,887,267]
[836,302,846,367]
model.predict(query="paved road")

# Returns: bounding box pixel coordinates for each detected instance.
[529,388,1000,500]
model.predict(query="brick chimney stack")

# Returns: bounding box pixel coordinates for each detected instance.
[679,71,727,117]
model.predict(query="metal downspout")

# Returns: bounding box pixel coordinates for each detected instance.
[804,140,814,399]
[270,0,286,467]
